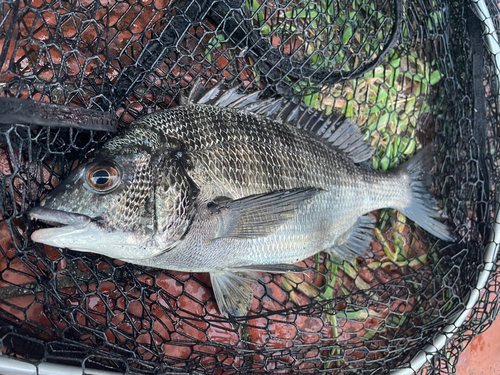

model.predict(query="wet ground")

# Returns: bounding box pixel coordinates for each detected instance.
[456,314,500,374]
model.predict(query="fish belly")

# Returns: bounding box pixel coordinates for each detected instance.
[143,184,384,272]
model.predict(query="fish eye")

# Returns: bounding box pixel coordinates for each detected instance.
[85,164,120,193]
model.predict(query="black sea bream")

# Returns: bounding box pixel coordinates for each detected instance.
[30,81,453,317]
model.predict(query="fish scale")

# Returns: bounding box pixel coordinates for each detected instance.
[30,81,453,318]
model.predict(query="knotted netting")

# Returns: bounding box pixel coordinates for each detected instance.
[0,0,499,373]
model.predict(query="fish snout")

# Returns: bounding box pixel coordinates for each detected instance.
[30,207,91,229]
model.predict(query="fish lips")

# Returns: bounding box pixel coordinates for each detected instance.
[29,207,160,260]
[30,207,92,229]
[30,207,93,245]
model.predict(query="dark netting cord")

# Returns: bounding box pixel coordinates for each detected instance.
[0,0,498,373]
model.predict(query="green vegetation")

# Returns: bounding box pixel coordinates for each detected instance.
[205,34,227,62]
[245,0,391,73]
[312,51,441,171]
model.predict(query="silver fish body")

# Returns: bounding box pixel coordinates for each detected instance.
[129,106,398,270]
[30,82,453,317]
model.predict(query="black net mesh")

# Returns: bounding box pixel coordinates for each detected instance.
[0,0,499,373]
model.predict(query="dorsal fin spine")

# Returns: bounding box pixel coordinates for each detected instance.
[286,104,301,123]
[296,107,313,130]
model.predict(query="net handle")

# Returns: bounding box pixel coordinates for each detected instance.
[0,98,119,132]
[392,3,500,373]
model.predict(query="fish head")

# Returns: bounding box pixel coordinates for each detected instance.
[30,141,196,261]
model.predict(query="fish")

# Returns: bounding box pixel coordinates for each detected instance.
[29,80,453,318]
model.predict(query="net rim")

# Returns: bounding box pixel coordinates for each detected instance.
[0,356,118,375]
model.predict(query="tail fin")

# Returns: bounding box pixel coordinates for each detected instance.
[398,146,454,241]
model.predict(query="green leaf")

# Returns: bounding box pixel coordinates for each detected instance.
[261,24,271,35]
[342,23,353,44]
[303,90,319,109]
[403,138,417,155]
[421,80,429,96]
[308,10,319,18]
[382,238,399,261]
[390,56,401,68]
[281,277,293,291]
[345,100,354,118]
[429,70,442,85]
[394,232,405,255]
[377,112,390,129]
[406,72,424,82]
[405,96,416,112]
[369,103,381,114]
[379,156,390,172]
[388,68,399,87]
[321,284,335,300]
[342,262,358,279]
[376,90,387,106]
[371,66,385,78]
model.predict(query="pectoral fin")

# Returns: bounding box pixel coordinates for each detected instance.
[208,188,321,239]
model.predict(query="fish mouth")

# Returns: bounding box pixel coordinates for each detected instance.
[29,207,158,260]
[30,207,92,229]
[30,207,96,249]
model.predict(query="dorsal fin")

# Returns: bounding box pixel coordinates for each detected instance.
[183,80,374,163]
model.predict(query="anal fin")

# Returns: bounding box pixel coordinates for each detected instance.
[330,215,376,259]
[210,271,255,318]
[210,264,307,318]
